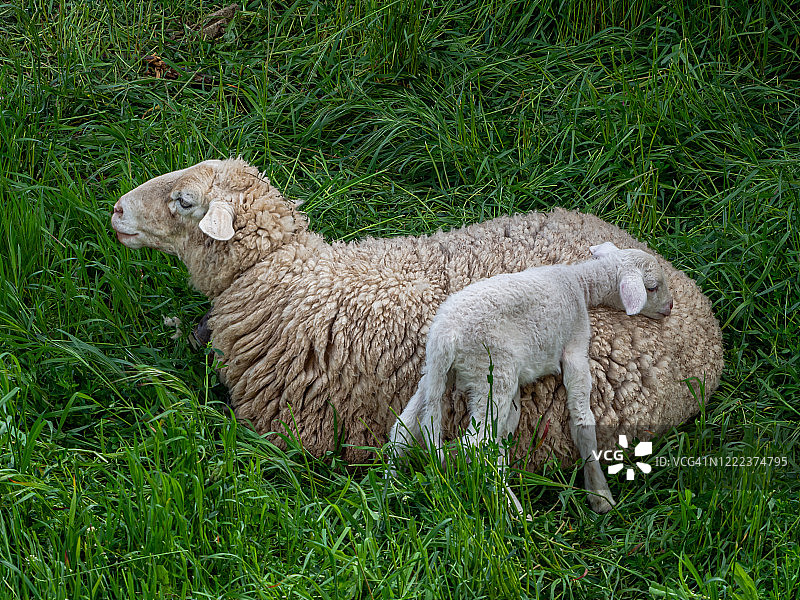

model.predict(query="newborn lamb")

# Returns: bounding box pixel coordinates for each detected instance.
[389,242,674,514]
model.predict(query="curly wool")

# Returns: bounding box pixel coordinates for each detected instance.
[189,161,724,466]
[175,160,308,298]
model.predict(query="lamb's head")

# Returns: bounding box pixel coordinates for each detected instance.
[589,241,674,319]
[112,158,307,297]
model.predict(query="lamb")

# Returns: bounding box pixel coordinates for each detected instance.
[110,158,724,474]
[389,242,674,513]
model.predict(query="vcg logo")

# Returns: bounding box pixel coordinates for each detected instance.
[592,435,653,480]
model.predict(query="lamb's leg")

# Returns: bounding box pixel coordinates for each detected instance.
[387,385,427,477]
[464,376,527,518]
[389,354,452,473]
[562,344,616,513]
[463,376,509,450]
[499,388,522,443]
[498,387,528,518]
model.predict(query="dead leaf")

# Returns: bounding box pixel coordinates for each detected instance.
[141,54,215,87]
[200,3,239,40]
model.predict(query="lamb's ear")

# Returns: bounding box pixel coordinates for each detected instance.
[199,200,235,241]
[590,241,619,258]
[619,273,647,315]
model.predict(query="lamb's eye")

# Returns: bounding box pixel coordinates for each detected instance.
[646,284,659,293]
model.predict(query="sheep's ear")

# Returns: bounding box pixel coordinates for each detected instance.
[619,273,647,315]
[199,200,235,241]
[590,241,619,258]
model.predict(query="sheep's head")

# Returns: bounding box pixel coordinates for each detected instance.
[112,158,306,297]
[112,159,254,253]
[590,242,674,319]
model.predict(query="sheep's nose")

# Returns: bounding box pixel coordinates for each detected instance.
[663,299,673,316]
[112,200,123,216]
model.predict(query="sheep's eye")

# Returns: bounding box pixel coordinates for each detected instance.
[646,284,659,293]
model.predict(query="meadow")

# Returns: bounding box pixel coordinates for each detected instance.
[1,0,799,598]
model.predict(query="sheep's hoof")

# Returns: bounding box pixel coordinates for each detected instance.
[191,310,213,349]
[588,491,616,514]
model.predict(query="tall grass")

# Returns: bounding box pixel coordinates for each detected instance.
[1,0,798,598]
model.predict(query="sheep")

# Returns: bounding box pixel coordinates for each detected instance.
[111,158,724,475]
[389,242,674,513]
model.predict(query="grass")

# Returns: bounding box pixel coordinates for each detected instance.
[1,0,799,597]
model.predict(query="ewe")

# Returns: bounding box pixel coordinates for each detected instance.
[111,158,723,473]
[390,242,673,513]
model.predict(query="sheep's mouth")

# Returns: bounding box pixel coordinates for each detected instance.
[115,230,140,246]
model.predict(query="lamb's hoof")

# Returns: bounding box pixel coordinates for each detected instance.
[588,492,616,514]
[384,459,400,481]
[505,485,533,521]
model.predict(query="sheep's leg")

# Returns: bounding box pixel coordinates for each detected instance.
[562,344,616,514]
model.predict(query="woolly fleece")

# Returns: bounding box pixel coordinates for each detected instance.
[114,158,724,466]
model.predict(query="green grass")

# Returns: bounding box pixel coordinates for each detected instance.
[1,0,799,597]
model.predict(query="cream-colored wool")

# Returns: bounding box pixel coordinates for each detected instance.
[112,158,724,466]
